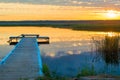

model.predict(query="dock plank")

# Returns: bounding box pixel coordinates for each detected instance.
[0,38,43,80]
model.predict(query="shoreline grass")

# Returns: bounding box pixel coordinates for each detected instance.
[0,20,120,32]
[93,33,120,65]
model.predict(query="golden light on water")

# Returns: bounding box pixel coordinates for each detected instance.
[108,32,114,37]
[0,27,81,44]
[0,27,111,45]
[107,32,117,37]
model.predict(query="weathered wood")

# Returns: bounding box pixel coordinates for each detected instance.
[21,34,39,37]
[8,34,49,45]
[0,38,43,80]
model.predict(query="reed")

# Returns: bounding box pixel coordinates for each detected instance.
[93,33,120,65]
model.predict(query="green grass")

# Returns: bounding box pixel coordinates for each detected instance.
[20,63,120,80]
[76,65,96,78]
[35,64,97,80]
[35,64,69,80]
[35,64,96,79]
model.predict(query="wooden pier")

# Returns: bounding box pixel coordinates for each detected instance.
[0,34,49,80]
[8,34,49,45]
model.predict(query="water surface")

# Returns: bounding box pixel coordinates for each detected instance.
[0,27,119,76]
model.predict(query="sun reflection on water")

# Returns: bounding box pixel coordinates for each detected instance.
[107,32,116,37]
[0,27,119,58]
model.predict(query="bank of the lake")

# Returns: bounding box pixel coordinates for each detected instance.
[0,20,120,32]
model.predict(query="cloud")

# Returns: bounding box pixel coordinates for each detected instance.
[0,1,120,20]
[0,0,120,12]
[0,0,120,8]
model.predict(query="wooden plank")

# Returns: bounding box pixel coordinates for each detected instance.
[21,34,39,37]
[0,38,43,80]
[8,34,49,45]
[38,36,49,39]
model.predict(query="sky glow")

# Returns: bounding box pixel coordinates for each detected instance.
[0,0,120,20]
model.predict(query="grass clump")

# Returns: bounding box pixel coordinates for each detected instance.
[42,64,51,77]
[35,64,69,80]
[93,33,120,65]
[76,65,96,78]
[35,64,52,80]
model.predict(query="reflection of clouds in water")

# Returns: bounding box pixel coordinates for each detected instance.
[72,43,78,47]
[42,52,104,76]
[78,43,82,46]
[47,53,55,57]
[67,50,81,55]
[0,33,12,44]
[0,37,9,45]
[41,41,82,57]
[42,51,120,76]
[42,49,81,57]
[0,45,13,60]
[67,51,73,55]
[0,27,109,45]
[72,42,82,47]
[0,33,119,76]
[0,40,91,59]
[1,27,118,76]
[56,51,66,57]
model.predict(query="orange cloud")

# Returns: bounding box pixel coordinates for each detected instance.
[0,3,120,20]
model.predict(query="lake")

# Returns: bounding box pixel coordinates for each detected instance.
[0,27,120,77]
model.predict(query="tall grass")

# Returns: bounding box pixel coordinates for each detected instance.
[93,33,120,65]
[1,20,120,32]
[76,64,96,78]
[35,64,97,80]
[35,64,69,80]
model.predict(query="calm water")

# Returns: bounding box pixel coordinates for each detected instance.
[0,27,120,76]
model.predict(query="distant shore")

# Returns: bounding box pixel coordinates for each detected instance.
[0,20,120,32]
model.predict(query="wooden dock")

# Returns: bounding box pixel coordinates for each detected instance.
[0,34,49,80]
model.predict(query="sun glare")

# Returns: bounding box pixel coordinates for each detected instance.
[107,32,116,37]
[106,10,117,18]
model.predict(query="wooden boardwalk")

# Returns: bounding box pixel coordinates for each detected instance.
[0,37,43,80]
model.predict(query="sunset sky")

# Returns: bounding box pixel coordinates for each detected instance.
[0,0,120,20]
